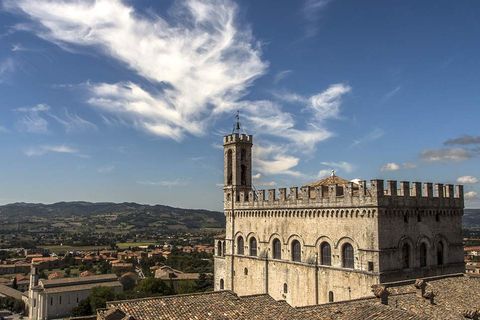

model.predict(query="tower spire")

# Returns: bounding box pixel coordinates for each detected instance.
[233,110,241,134]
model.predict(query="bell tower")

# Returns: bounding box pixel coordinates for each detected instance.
[223,112,253,204]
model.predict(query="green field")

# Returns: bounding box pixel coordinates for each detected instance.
[116,242,159,249]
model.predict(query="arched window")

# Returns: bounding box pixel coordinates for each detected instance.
[244,267,248,275]
[249,237,257,256]
[241,164,247,185]
[291,240,301,262]
[219,279,224,290]
[222,241,226,256]
[402,243,410,269]
[328,291,334,303]
[283,283,288,294]
[237,236,244,255]
[272,239,282,259]
[217,241,223,257]
[437,242,444,265]
[226,150,233,185]
[342,243,354,269]
[320,242,331,266]
[420,243,427,267]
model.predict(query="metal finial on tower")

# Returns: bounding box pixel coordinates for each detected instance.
[233,110,241,133]
[331,169,336,177]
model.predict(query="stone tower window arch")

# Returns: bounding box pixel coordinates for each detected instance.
[219,279,224,290]
[272,238,282,259]
[320,242,332,266]
[226,149,233,185]
[283,283,288,294]
[328,291,334,302]
[291,240,301,262]
[237,236,244,255]
[402,243,411,269]
[342,243,354,269]
[419,242,427,267]
[437,241,444,265]
[249,237,257,256]
[217,241,223,257]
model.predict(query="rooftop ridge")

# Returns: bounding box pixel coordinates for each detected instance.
[107,290,237,306]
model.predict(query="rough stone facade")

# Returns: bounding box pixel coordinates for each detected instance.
[214,132,465,307]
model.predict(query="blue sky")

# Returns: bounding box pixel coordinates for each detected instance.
[0,0,479,210]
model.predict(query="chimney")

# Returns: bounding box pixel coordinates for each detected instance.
[414,279,426,298]
[373,285,389,305]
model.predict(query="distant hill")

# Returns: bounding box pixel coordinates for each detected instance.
[463,209,480,228]
[0,201,225,230]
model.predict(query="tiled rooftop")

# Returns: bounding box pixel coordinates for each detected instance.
[98,274,480,320]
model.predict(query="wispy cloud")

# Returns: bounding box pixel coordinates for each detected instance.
[15,104,50,134]
[420,148,473,162]
[351,128,384,147]
[301,0,333,38]
[24,144,78,157]
[273,69,292,84]
[457,176,478,184]
[381,86,401,102]
[48,110,97,133]
[5,0,267,141]
[444,135,480,146]
[0,57,15,83]
[137,179,189,187]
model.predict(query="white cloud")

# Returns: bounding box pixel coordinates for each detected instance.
[252,173,262,180]
[308,83,351,121]
[256,181,276,187]
[6,0,266,141]
[24,145,78,157]
[465,191,478,200]
[420,148,472,162]
[457,176,479,184]
[381,162,416,171]
[7,0,351,178]
[381,162,400,172]
[253,143,302,177]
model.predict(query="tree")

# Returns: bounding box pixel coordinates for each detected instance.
[12,277,18,290]
[195,273,213,292]
[64,268,71,277]
[71,298,91,317]
[136,278,174,296]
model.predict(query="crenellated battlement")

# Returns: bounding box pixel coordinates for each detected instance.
[223,133,253,145]
[226,180,464,209]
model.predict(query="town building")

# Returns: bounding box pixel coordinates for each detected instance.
[214,130,465,306]
[28,265,122,320]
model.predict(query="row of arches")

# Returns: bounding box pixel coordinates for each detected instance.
[236,235,356,269]
[400,237,447,268]
[232,208,377,219]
